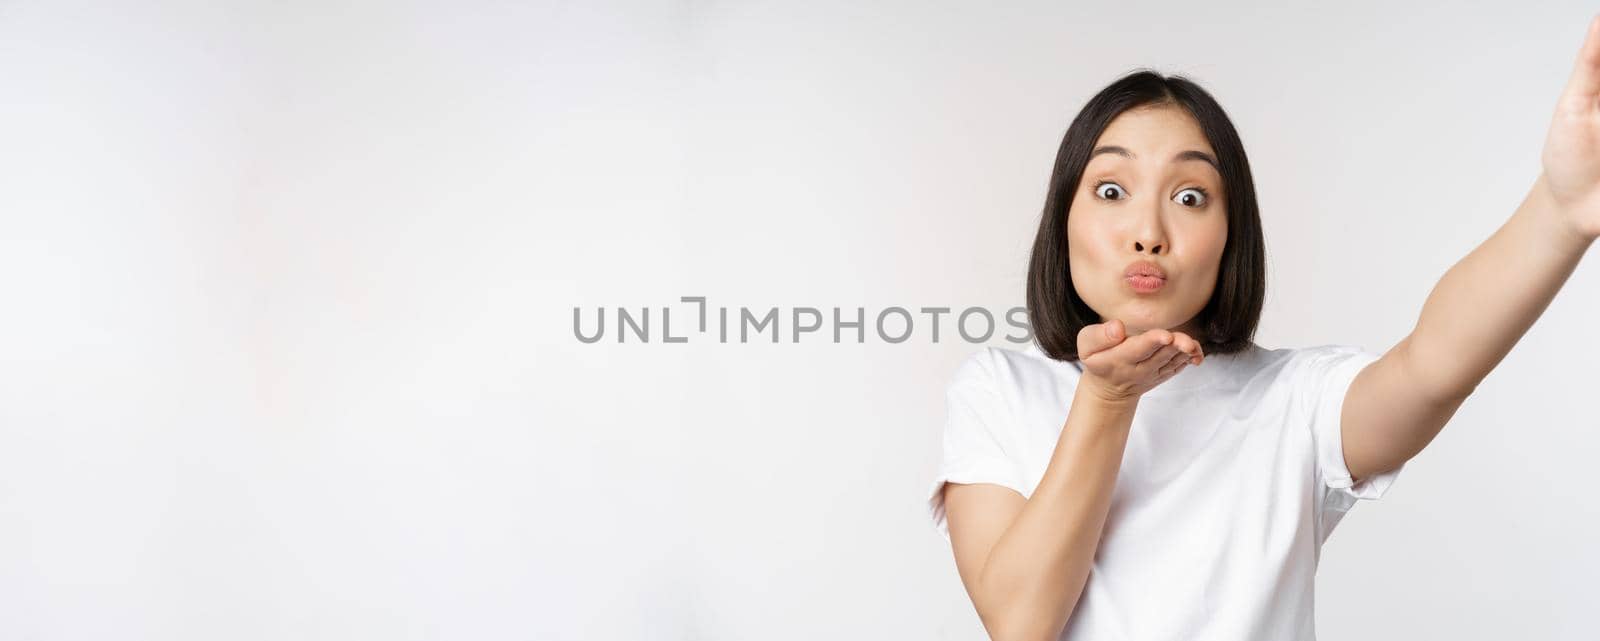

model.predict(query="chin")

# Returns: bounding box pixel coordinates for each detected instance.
[1115,313,1189,335]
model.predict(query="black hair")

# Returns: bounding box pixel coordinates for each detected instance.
[1025,69,1265,362]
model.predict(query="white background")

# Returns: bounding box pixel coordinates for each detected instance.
[2,1,1598,639]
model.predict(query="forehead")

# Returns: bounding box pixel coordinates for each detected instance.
[1092,105,1215,160]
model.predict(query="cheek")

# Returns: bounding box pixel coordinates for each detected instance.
[1205,220,1228,265]
[1187,222,1229,290]
[1064,220,1103,281]
[1065,209,1114,257]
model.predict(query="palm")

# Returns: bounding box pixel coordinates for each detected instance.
[1542,15,1600,240]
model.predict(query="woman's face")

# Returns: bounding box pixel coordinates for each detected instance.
[1066,104,1229,339]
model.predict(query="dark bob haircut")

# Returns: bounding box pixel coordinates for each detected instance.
[1026,69,1266,362]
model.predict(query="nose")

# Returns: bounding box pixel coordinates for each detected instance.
[1132,215,1167,255]
[1130,192,1169,255]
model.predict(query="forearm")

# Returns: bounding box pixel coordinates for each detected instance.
[1403,172,1594,400]
[974,385,1137,641]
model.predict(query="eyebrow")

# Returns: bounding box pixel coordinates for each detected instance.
[1089,145,1220,174]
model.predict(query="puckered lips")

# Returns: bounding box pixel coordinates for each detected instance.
[1124,260,1167,294]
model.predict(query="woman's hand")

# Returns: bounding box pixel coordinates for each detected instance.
[1541,14,1600,241]
[1075,319,1204,404]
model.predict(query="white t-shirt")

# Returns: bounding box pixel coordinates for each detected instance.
[926,339,1403,641]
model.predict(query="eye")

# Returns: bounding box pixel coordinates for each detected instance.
[1174,186,1209,208]
[1093,181,1127,201]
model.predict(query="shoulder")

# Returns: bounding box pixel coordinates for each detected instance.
[1187,343,1370,399]
[1244,343,1370,374]
[1278,343,1381,378]
[1257,343,1382,410]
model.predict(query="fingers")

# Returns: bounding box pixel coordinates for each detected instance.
[1145,338,1196,369]
[1089,325,1206,374]
[1130,329,1174,364]
[1156,349,1190,378]
[1173,331,1204,365]
[1135,332,1203,379]
[1076,319,1126,358]
[1081,324,1208,396]
[1559,13,1600,115]
[1136,343,1182,376]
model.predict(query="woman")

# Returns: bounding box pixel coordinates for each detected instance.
[926,15,1600,641]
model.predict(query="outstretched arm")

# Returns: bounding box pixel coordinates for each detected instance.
[1340,15,1600,483]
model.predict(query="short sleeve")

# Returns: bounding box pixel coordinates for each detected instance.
[1297,344,1405,515]
[926,348,1027,542]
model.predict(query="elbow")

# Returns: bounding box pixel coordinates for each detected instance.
[973,589,1075,641]
[986,620,1068,641]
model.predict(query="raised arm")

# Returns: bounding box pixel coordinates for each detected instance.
[1339,15,1600,483]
